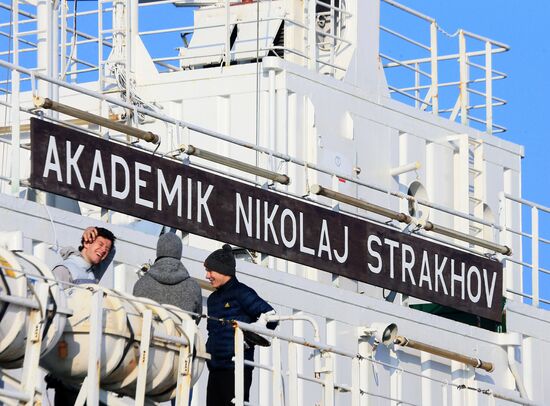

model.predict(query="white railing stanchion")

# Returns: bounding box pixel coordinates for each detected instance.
[20,283,49,406]
[459,30,469,126]
[10,0,20,197]
[234,326,245,406]
[430,20,438,115]
[135,308,153,405]
[485,40,493,134]
[271,337,282,406]
[532,206,540,307]
[86,289,104,406]
[288,342,299,405]
[323,352,335,406]
[351,357,361,406]
[175,319,194,406]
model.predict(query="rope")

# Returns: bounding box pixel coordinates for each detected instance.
[435,23,459,38]
[457,384,493,395]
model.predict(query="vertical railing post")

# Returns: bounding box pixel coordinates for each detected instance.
[135,308,153,405]
[414,62,420,109]
[430,21,438,115]
[441,381,448,406]
[351,357,361,406]
[20,283,49,406]
[308,0,317,71]
[60,0,67,80]
[498,192,511,300]
[131,0,138,74]
[330,0,336,76]
[125,0,132,123]
[485,41,493,134]
[272,337,282,406]
[51,1,59,103]
[532,206,539,307]
[288,342,299,405]
[175,319,195,406]
[323,352,334,406]
[98,0,104,111]
[225,0,231,66]
[234,326,245,406]
[458,30,469,126]
[10,0,20,196]
[86,289,104,406]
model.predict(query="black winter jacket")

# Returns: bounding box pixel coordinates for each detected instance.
[206,277,275,370]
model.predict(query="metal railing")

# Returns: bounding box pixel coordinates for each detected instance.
[0,249,539,406]
[232,320,535,406]
[501,193,550,309]
[380,0,508,134]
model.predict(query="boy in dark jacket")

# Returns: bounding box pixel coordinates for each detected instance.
[133,232,202,321]
[204,244,277,406]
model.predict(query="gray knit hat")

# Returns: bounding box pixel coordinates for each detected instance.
[156,232,182,259]
[204,244,235,276]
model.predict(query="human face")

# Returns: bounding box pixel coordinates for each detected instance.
[205,268,231,289]
[81,236,112,265]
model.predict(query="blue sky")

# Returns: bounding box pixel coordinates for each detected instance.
[391,1,550,208]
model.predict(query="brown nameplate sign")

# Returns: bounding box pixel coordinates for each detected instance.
[30,118,503,321]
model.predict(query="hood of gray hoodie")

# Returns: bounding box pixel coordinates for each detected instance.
[59,246,80,260]
[147,257,190,285]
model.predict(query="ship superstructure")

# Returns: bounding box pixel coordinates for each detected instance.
[0,0,549,405]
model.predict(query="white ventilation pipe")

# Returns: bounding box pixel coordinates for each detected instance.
[390,161,421,177]
[506,334,529,400]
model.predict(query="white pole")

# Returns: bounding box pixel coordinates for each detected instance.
[86,290,104,406]
[351,357,361,406]
[485,41,493,134]
[175,319,195,406]
[308,0,317,70]
[268,68,276,171]
[532,206,539,307]
[225,0,230,66]
[234,327,245,406]
[271,337,282,406]
[459,31,469,126]
[323,353,335,406]
[430,21,438,115]
[288,342,299,405]
[10,0,20,196]
[135,308,153,405]
[20,283,49,406]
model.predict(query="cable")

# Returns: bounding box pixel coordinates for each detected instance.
[435,23,459,38]
[41,203,60,253]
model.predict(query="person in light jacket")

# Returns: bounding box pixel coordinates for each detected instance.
[52,226,116,286]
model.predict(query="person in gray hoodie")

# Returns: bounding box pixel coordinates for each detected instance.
[133,232,202,322]
[52,226,116,286]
